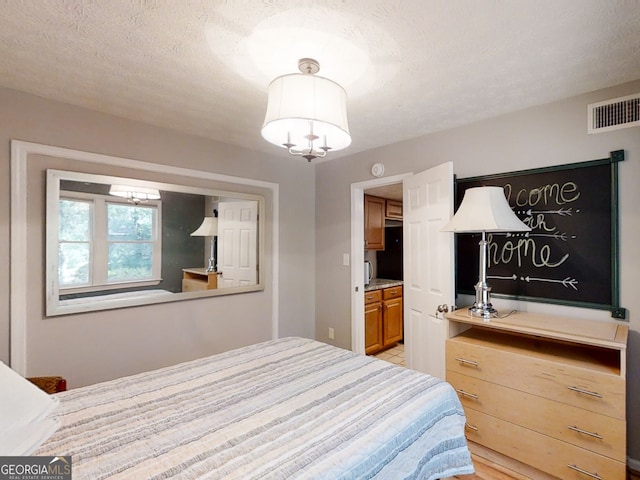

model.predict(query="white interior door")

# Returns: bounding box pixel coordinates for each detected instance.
[218,200,258,287]
[403,162,454,378]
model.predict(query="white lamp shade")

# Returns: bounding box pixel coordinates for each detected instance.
[109,185,161,201]
[442,186,531,233]
[191,217,218,237]
[261,72,351,151]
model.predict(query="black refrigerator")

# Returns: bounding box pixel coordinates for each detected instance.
[376,226,403,280]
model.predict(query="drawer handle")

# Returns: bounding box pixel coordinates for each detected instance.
[567,386,603,398]
[567,425,603,440]
[567,464,602,479]
[455,357,479,367]
[464,423,478,432]
[456,389,479,400]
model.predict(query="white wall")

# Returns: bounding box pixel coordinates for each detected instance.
[0,87,316,387]
[315,79,640,462]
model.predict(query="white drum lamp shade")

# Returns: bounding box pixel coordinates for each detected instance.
[261,59,350,162]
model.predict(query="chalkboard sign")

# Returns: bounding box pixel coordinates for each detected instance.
[455,150,625,318]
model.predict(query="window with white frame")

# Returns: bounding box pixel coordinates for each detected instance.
[58,191,162,292]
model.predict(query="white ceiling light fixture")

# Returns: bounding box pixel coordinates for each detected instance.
[109,185,161,205]
[261,58,351,162]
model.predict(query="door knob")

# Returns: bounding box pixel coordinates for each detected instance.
[435,304,449,316]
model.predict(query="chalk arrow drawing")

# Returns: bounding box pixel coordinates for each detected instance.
[487,274,518,281]
[500,232,575,241]
[530,232,575,241]
[530,232,568,241]
[525,208,575,216]
[521,276,578,290]
[488,274,578,290]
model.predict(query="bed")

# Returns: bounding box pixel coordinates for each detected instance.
[13,337,474,479]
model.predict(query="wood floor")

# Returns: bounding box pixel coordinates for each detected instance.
[444,455,529,480]
[445,454,640,480]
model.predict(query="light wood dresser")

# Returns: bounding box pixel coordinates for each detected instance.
[182,267,219,291]
[446,308,628,480]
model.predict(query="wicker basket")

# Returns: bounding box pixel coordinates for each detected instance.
[27,376,67,394]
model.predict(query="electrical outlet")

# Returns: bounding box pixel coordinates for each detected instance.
[328,327,335,340]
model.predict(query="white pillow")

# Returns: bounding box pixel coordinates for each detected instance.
[0,417,61,456]
[0,361,60,455]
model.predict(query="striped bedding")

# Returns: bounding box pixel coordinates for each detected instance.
[35,337,474,479]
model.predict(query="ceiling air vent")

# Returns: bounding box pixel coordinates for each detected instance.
[588,93,640,134]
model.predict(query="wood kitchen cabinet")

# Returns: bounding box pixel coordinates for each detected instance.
[365,286,403,355]
[385,199,403,220]
[364,290,383,355]
[382,286,403,346]
[364,195,385,250]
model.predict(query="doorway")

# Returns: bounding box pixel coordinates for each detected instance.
[364,183,404,283]
[349,174,409,356]
[364,183,405,360]
[351,162,455,377]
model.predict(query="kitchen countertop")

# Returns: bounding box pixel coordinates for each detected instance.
[364,278,403,291]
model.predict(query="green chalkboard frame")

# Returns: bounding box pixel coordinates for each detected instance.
[454,150,626,319]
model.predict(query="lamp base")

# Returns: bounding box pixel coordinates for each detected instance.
[205,257,217,273]
[205,237,218,273]
[468,304,497,321]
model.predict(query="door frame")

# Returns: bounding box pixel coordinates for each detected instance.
[350,173,411,354]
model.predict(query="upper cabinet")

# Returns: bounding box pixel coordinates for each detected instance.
[364,195,403,250]
[385,199,403,220]
[364,195,385,250]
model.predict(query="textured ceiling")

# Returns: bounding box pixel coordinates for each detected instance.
[1,1,639,161]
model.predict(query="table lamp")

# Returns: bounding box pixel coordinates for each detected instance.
[442,186,530,320]
[191,216,218,273]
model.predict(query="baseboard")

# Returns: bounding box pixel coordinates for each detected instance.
[629,456,640,474]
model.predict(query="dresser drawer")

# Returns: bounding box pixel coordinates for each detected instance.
[364,289,382,304]
[182,278,206,291]
[447,370,625,462]
[382,286,402,300]
[464,409,625,480]
[446,333,625,419]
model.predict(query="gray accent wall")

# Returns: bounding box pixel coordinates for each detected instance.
[315,79,640,463]
[159,190,207,293]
